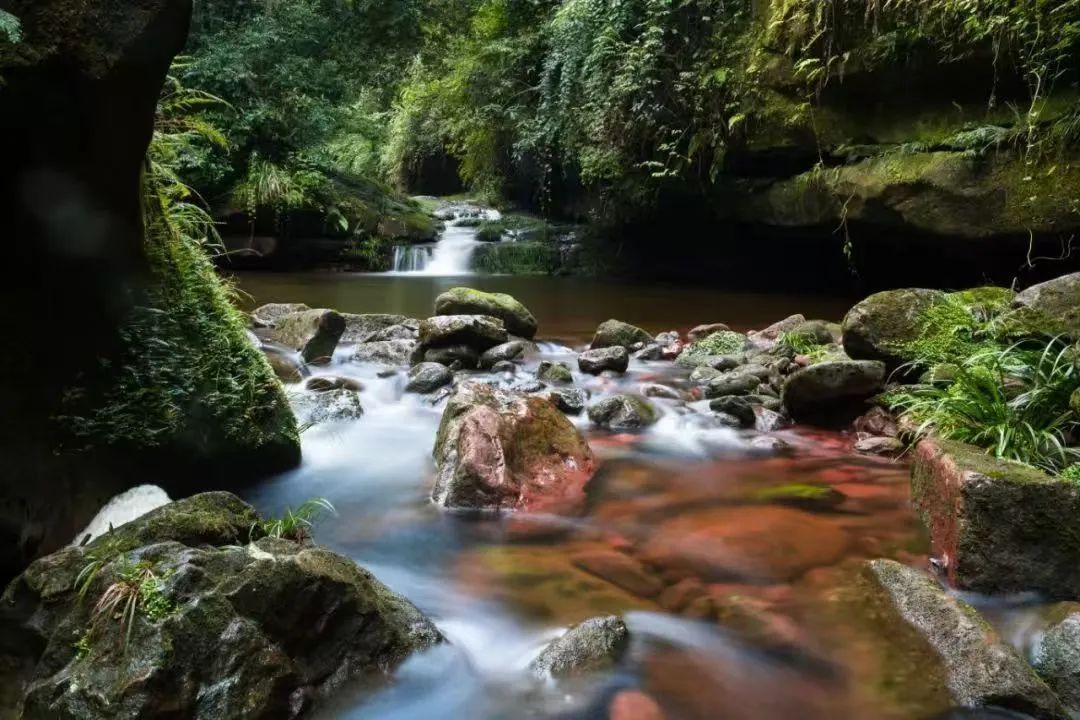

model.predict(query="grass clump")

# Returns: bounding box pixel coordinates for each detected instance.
[887,340,1080,473]
[76,555,176,654]
[253,498,336,543]
[890,292,1011,369]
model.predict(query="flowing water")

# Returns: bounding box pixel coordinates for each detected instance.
[390,204,501,275]
[231,273,1054,720]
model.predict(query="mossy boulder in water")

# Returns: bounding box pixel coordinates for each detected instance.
[406,362,453,394]
[0,494,443,719]
[269,309,346,363]
[291,388,364,424]
[435,288,538,339]
[842,289,947,370]
[677,331,752,367]
[479,339,536,369]
[590,320,653,350]
[432,383,596,512]
[578,346,630,375]
[417,315,508,357]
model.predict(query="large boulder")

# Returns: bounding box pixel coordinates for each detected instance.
[530,616,630,679]
[911,437,1080,598]
[861,560,1067,719]
[591,320,653,350]
[434,288,538,338]
[352,339,417,366]
[841,289,946,369]
[587,395,657,430]
[417,315,508,356]
[0,494,443,720]
[269,309,346,363]
[432,383,596,512]
[1009,273,1080,340]
[780,360,886,420]
[340,313,411,343]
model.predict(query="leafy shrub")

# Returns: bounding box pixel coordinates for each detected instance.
[887,340,1080,472]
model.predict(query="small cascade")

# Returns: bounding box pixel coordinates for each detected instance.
[389,203,501,275]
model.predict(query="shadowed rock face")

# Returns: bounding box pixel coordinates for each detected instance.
[0,0,301,583]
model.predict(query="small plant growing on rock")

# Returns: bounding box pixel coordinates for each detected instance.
[78,556,175,652]
[254,498,336,542]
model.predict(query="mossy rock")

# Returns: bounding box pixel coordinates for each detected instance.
[1007,272,1080,341]
[679,331,751,364]
[591,320,654,351]
[434,287,538,338]
[842,289,947,369]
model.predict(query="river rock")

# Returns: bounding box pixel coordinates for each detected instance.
[689,365,723,384]
[680,331,752,366]
[863,559,1067,719]
[263,348,306,383]
[588,395,658,430]
[591,320,654,350]
[0,494,443,720]
[305,376,363,393]
[340,313,411,343]
[546,387,589,415]
[291,388,364,424]
[353,339,417,366]
[1034,611,1080,710]
[530,616,630,679]
[418,315,508,354]
[754,407,788,432]
[842,289,947,369]
[406,362,454,394]
[251,302,311,328]
[479,340,535,369]
[702,370,762,398]
[748,314,806,348]
[435,288,538,338]
[432,383,596,512]
[854,435,904,457]
[1009,272,1080,340]
[269,309,346,363]
[911,437,1080,598]
[854,406,899,437]
[579,347,630,375]
[420,344,480,370]
[709,396,756,427]
[640,506,849,582]
[780,360,886,420]
[538,360,574,384]
[641,384,683,401]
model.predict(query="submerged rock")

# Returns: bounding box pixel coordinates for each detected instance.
[863,560,1067,719]
[588,395,658,430]
[479,340,535,369]
[269,309,347,363]
[305,376,363,393]
[0,494,443,720]
[841,289,947,369]
[709,396,756,427]
[578,346,630,375]
[263,348,306,383]
[591,320,654,350]
[432,383,596,512]
[435,288,539,338]
[780,360,886,420]
[530,616,630,679]
[406,362,454,394]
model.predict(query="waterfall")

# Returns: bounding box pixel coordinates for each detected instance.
[389,204,501,275]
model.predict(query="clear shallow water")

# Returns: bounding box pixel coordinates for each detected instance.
[234,274,1053,720]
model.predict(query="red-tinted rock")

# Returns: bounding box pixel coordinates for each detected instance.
[432,383,596,513]
[639,506,851,583]
[609,690,666,720]
[571,550,665,599]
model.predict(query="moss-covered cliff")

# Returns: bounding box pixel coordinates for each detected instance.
[0,0,299,582]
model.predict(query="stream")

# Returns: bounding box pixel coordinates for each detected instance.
[226,212,1054,720]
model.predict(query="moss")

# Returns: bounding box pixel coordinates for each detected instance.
[682,331,749,361]
[937,438,1054,485]
[472,242,562,274]
[57,229,299,466]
